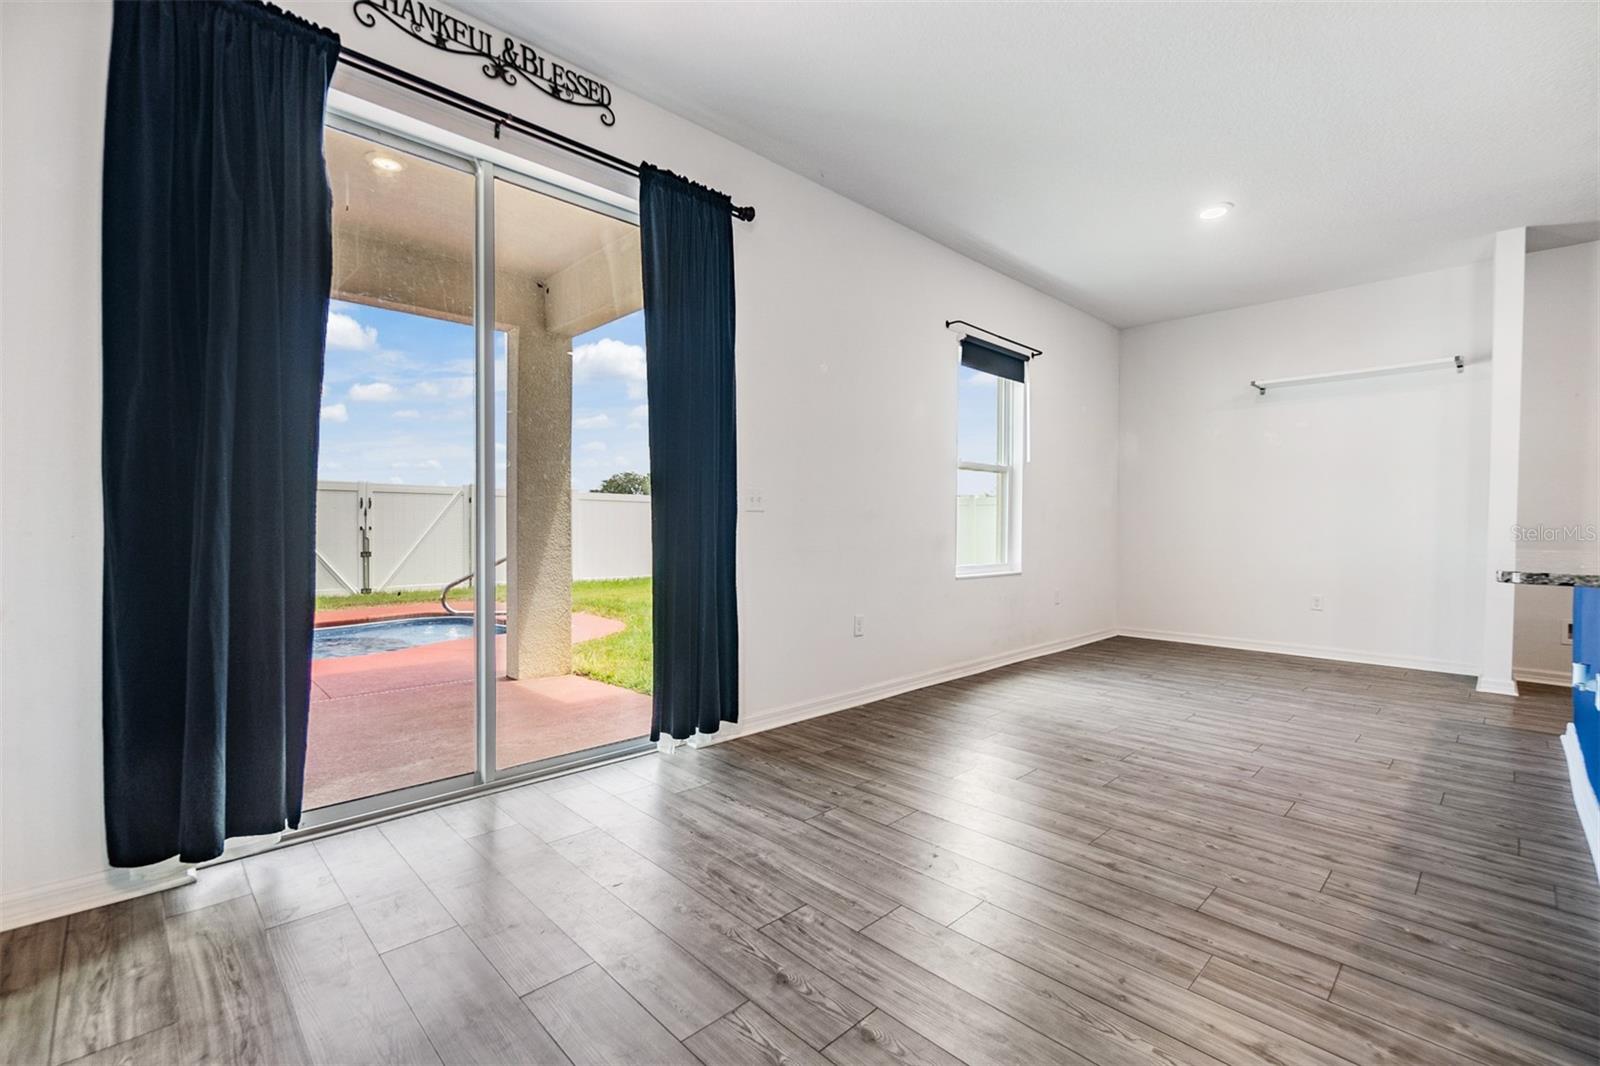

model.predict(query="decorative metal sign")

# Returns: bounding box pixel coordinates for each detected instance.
[352,0,616,125]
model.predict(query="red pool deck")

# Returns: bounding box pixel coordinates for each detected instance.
[304,611,646,810]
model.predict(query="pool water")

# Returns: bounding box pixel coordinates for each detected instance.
[313,616,506,659]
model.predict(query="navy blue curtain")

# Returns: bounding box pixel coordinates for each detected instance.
[639,165,740,741]
[101,1,339,866]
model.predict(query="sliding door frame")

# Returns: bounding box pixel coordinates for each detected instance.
[472,158,498,788]
[292,108,651,836]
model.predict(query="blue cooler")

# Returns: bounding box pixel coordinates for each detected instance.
[1574,586,1600,800]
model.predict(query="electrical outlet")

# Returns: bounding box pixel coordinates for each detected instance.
[1562,622,1573,646]
[1310,595,1325,612]
[853,614,865,638]
[744,490,765,513]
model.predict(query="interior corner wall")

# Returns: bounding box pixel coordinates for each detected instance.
[1116,263,1494,674]
[0,0,1119,912]
[1,1,119,912]
[1514,241,1600,684]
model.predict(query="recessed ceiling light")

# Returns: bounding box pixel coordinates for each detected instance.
[1198,202,1233,220]
[365,151,405,174]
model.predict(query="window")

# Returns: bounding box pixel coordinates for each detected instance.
[957,347,1023,575]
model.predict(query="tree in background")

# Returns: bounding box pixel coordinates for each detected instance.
[596,471,650,495]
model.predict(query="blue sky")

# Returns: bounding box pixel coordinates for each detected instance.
[318,301,649,490]
[957,368,1001,464]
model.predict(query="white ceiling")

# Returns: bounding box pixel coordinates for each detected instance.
[456,1,1598,327]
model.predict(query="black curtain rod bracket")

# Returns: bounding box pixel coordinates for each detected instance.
[337,47,755,221]
[944,319,1041,358]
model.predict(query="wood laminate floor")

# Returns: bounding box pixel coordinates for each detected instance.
[3,637,1597,1065]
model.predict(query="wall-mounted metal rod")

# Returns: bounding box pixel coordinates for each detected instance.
[1250,355,1464,396]
[338,46,755,221]
[943,319,1042,358]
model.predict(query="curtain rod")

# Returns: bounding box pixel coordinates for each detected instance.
[337,46,756,221]
[1249,355,1464,395]
[944,319,1042,358]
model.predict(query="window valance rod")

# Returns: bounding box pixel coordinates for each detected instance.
[337,46,756,221]
[944,319,1042,359]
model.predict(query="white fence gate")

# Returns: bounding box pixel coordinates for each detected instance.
[315,482,649,595]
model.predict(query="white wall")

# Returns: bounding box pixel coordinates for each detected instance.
[1,2,123,917]
[1118,264,1493,673]
[0,0,1118,912]
[1514,241,1600,683]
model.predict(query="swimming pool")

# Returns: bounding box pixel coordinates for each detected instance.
[312,616,505,659]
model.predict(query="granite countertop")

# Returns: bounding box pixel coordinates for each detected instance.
[1497,571,1600,588]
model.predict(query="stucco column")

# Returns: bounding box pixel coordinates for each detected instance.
[501,279,573,680]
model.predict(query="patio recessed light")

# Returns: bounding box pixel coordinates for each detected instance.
[1198,201,1233,220]
[366,152,405,174]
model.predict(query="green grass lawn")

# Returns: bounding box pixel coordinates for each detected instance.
[315,579,652,695]
[570,577,652,694]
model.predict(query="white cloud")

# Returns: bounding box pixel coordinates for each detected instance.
[392,409,420,420]
[579,441,607,454]
[572,338,647,399]
[391,458,443,470]
[349,381,398,403]
[411,382,440,398]
[574,413,614,430]
[320,403,348,423]
[629,404,649,421]
[327,312,378,351]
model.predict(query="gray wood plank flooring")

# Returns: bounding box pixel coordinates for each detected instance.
[3,637,1595,1065]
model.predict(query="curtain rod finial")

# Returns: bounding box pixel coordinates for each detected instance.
[732,205,755,222]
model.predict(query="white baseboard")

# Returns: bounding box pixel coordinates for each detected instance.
[714,627,1119,745]
[1475,676,1520,697]
[1,862,193,932]
[1514,667,1576,688]
[1558,724,1600,885]
[1116,627,1478,677]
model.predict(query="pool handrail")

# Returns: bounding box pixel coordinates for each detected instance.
[440,557,508,619]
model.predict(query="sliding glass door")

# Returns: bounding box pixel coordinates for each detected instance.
[492,174,651,774]
[304,116,651,821]
[309,125,480,811]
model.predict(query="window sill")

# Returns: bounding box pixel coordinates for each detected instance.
[956,565,1022,580]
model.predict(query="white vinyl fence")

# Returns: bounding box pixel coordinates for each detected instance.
[572,492,652,582]
[956,493,1002,566]
[315,482,650,595]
